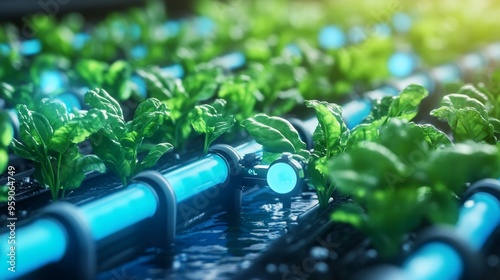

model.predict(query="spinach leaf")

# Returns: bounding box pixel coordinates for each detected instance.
[137,66,222,150]
[431,93,496,143]
[189,99,235,154]
[219,75,259,122]
[328,119,500,257]
[387,84,429,120]
[348,84,429,147]
[11,100,106,201]
[76,59,133,101]
[85,88,172,184]
[305,100,350,158]
[0,83,38,109]
[241,113,308,163]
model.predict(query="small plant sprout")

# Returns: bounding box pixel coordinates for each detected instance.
[189,99,235,154]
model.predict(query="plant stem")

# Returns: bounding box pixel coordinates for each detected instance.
[55,153,63,200]
[203,134,209,154]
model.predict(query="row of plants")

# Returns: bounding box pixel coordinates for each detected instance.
[241,74,500,257]
[3,67,500,245]
[1,0,500,264]
[2,0,498,109]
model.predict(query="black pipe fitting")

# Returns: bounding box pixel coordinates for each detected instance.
[411,225,484,280]
[34,202,96,280]
[131,171,177,249]
[208,144,243,209]
[288,117,314,150]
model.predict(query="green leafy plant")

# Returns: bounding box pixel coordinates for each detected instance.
[348,84,432,147]
[328,119,500,257]
[243,55,303,116]
[218,74,260,122]
[241,113,310,163]
[0,82,38,109]
[431,83,499,143]
[75,59,133,101]
[10,99,107,201]
[242,85,442,208]
[189,99,235,154]
[137,65,223,149]
[304,100,350,207]
[85,88,172,185]
[0,111,13,173]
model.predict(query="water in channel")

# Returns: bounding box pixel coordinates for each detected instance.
[96,187,319,279]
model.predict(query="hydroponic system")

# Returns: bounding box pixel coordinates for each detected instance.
[1,0,500,279]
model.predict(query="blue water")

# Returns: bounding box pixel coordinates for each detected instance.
[96,188,319,279]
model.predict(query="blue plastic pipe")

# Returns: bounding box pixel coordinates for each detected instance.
[392,13,413,34]
[0,183,158,279]
[163,154,229,202]
[79,183,158,241]
[460,52,487,71]
[211,52,247,71]
[455,192,500,250]
[318,25,346,49]
[20,39,41,56]
[402,192,500,280]
[430,64,462,84]
[52,93,82,112]
[342,99,372,129]
[403,242,463,280]
[235,140,263,156]
[485,43,500,62]
[391,72,435,93]
[0,219,68,279]
[40,70,67,95]
[0,152,233,278]
[388,51,417,78]
[0,43,10,55]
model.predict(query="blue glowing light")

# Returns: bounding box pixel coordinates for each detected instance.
[0,218,67,279]
[393,73,435,93]
[131,75,147,98]
[403,242,462,280]
[131,45,148,59]
[373,23,392,38]
[348,26,366,44]
[196,17,216,36]
[486,43,500,62]
[461,53,487,71]
[388,52,416,78]
[392,13,412,33]
[162,64,184,78]
[284,44,302,57]
[53,93,81,112]
[80,183,158,241]
[165,154,229,202]
[235,140,262,156]
[342,99,372,129]
[20,39,42,56]
[163,21,181,37]
[130,24,142,40]
[267,162,298,194]
[401,191,500,280]
[455,192,500,250]
[0,43,10,55]
[318,25,346,49]
[431,64,462,84]
[72,33,90,50]
[40,70,65,94]
[213,52,246,70]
